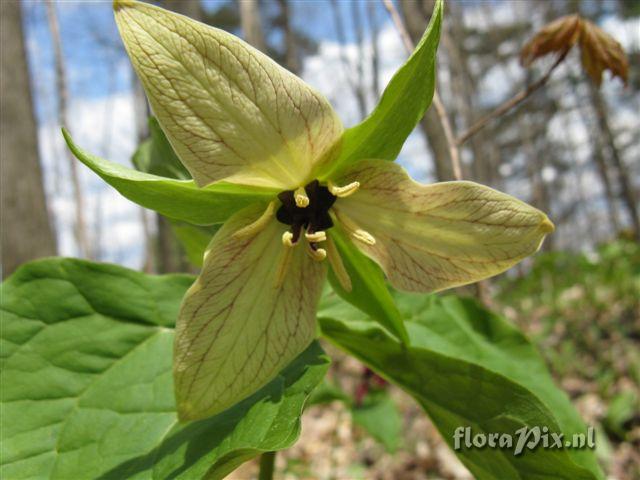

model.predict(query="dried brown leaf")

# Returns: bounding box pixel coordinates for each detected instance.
[520,14,629,87]
[520,15,581,66]
[579,18,629,86]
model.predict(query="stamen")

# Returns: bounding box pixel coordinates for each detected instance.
[305,230,327,243]
[274,246,293,289]
[332,207,377,246]
[352,229,376,246]
[282,231,296,247]
[294,187,309,208]
[325,235,352,292]
[328,181,360,198]
[233,201,276,238]
[307,245,327,262]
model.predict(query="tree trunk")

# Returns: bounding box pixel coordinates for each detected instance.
[156,216,187,273]
[351,0,368,119]
[588,82,640,240]
[1,1,57,277]
[330,0,367,120]
[399,0,454,181]
[143,0,203,273]
[276,0,299,74]
[366,1,380,101]
[239,0,267,52]
[164,0,202,20]
[131,70,155,273]
[46,2,89,258]
[580,93,621,234]
[445,3,495,185]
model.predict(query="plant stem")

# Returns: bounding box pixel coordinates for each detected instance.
[455,48,570,146]
[258,451,276,480]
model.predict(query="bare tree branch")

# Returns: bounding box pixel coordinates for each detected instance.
[456,48,570,146]
[366,1,380,100]
[331,0,367,120]
[382,0,462,180]
[46,1,90,258]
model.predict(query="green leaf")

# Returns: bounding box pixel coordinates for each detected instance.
[307,379,402,453]
[352,391,402,453]
[307,380,351,407]
[319,292,604,480]
[328,226,408,344]
[324,0,443,177]
[63,129,276,225]
[603,390,637,440]
[132,117,190,179]
[169,221,219,267]
[1,258,329,480]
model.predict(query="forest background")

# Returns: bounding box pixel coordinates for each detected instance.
[1,0,638,478]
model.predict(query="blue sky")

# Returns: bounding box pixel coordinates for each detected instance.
[20,0,399,266]
[22,0,386,113]
[20,1,640,267]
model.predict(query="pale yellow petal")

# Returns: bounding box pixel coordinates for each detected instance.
[114,0,342,189]
[174,204,326,421]
[335,160,554,293]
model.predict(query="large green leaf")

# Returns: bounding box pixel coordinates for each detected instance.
[63,129,276,225]
[319,293,604,480]
[328,226,408,344]
[352,391,402,453]
[323,0,443,178]
[1,258,329,480]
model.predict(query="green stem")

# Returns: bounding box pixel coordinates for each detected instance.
[258,451,276,480]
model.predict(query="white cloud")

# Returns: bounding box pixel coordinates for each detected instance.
[301,22,432,182]
[600,16,640,51]
[38,11,635,269]
[39,92,145,268]
[39,21,434,269]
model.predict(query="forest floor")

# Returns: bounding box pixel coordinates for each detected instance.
[231,240,639,480]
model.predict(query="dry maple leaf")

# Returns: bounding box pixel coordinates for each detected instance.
[521,14,629,87]
[520,14,582,66]
[579,18,629,86]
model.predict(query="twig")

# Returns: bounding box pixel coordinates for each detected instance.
[46,1,90,258]
[332,0,368,120]
[456,48,570,145]
[382,0,491,303]
[382,0,462,180]
[382,0,412,52]
[433,93,463,180]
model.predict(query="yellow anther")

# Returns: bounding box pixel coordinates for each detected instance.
[352,229,376,246]
[307,246,327,262]
[294,187,309,207]
[282,231,296,247]
[305,230,326,243]
[331,207,376,247]
[328,181,360,198]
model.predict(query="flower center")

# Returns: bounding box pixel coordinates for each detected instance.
[271,178,363,291]
[276,180,336,251]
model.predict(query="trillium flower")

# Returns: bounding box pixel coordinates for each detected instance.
[114,0,554,421]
